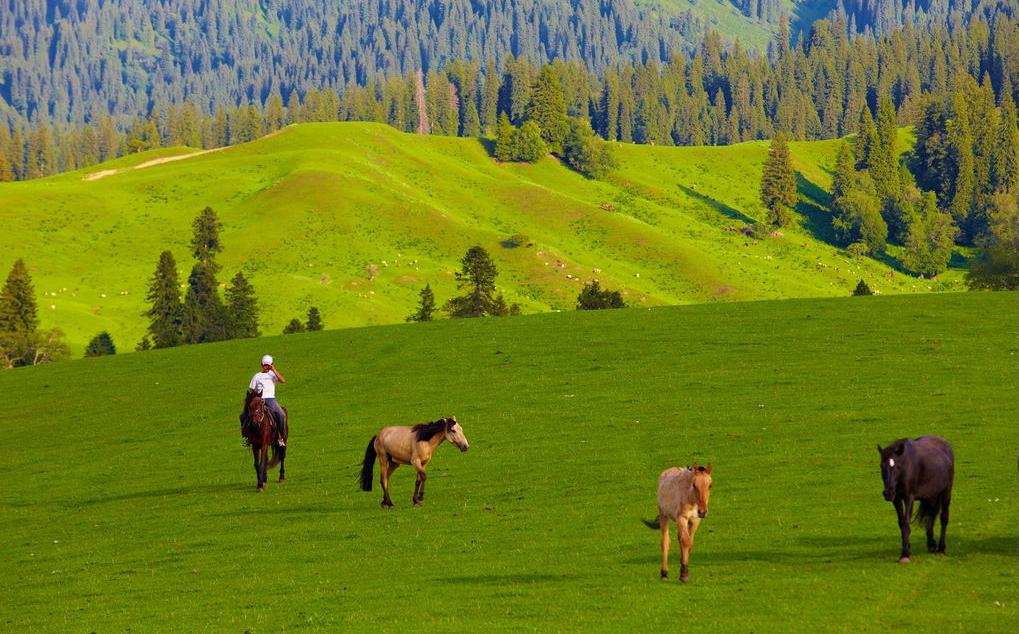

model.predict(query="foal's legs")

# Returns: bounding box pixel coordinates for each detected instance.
[659,515,671,580]
[679,517,701,583]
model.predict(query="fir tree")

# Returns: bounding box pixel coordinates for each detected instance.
[225,271,260,338]
[444,246,502,318]
[525,66,570,154]
[872,95,900,199]
[282,318,305,334]
[831,142,856,200]
[84,331,117,357]
[947,92,975,237]
[852,279,873,296]
[306,306,323,331]
[992,89,1019,194]
[145,251,183,348]
[181,263,230,344]
[191,206,223,275]
[759,133,797,226]
[407,284,436,322]
[494,113,514,162]
[0,258,39,335]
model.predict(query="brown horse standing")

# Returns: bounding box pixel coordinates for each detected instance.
[643,464,713,583]
[359,417,469,508]
[242,390,288,492]
[878,435,954,562]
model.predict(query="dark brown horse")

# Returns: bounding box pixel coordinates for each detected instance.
[359,417,469,508]
[877,435,954,563]
[242,390,287,492]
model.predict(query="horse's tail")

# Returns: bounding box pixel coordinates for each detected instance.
[359,436,377,491]
[267,444,283,469]
[642,517,661,530]
[914,496,943,527]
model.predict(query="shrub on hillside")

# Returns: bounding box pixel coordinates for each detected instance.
[84,331,116,357]
[577,280,626,310]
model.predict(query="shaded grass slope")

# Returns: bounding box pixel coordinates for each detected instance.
[2,292,1015,631]
[0,123,960,354]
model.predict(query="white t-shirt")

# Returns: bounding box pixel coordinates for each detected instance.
[249,371,279,398]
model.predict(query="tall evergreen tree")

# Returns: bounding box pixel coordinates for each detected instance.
[144,250,183,348]
[406,284,436,322]
[190,206,224,274]
[84,331,117,357]
[904,192,957,277]
[444,246,503,318]
[759,133,798,226]
[225,271,260,338]
[0,258,39,335]
[181,263,230,344]
[525,66,570,154]
[992,89,1019,194]
[494,113,514,162]
[306,306,323,331]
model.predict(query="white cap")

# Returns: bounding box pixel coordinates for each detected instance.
[261,354,273,365]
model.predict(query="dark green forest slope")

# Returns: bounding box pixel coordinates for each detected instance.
[1,0,1014,128]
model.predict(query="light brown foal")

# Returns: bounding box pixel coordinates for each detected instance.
[359,417,469,508]
[644,464,713,583]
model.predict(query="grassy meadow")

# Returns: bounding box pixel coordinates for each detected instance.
[0,122,959,355]
[2,292,1015,631]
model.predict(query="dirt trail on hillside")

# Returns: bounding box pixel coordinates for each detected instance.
[82,147,224,181]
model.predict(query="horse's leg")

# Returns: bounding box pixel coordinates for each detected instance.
[277,445,286,483]
[412,458,427,507]
[937,492,950,555]
[659,515,670,580]
[260,448,269,491]
[378,453,395,508]
[925,499,938,553]
[896,496,913,562]
[678,519,693,583]
[252,446,262,492]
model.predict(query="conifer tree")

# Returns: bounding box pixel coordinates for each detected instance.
[0,258,38,335]
[855,105,878,171]
[577,280,626,309]
[282,318,305,334]
[947,92,975,237]
[225,271,260,338]
[145,250,183,348]
[190,206,223,275]
[444,246,502,318]
[992,89,1018,194]
[407,284,436,322]
[181,263,230,344]
[831,142,856,200]
[494,113,514,162]
[84,331,116,357]
[872,95,900,199]
[525,66,570,154]
[306,306,323,331]
[759,133,797,226]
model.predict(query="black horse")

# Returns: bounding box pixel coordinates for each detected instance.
[877,435,954,563]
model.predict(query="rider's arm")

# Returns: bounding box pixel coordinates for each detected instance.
[270,365,286,383]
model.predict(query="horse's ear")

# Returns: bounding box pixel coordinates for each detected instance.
[705,463,712,474]
[876,444,883,454]
[894,442,906,455]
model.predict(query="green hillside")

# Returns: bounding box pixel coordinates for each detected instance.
[2,292,1015,631]
[0,122,963,354]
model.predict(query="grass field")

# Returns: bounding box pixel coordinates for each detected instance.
[0,122,961,356]
[2,291,1015,631]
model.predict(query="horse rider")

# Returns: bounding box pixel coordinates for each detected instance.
[243,354,288,447]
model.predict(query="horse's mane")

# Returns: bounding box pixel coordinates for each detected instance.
[412,418,451,441]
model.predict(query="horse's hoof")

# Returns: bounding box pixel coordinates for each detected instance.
[935,551,946,557]
[660,571,668,580]
[413,501,423,508]
[381,502,394,509]
[898,556,911,564]
[278,477,285,483]
[679,575,689,584]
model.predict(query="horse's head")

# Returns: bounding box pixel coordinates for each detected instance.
[443,416,469,452]
[878,440,908,501]
[246,389,267,423]
[691,464,713,518]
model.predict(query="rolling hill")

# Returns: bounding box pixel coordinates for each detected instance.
[1,292,1015,630]
[0,122,962,354]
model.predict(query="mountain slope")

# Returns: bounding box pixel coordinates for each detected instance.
[0,122,962,353]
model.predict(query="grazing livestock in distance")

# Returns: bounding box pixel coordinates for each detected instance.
[877,436,954,563]
[360,417,469,508]
[643,464,713,583]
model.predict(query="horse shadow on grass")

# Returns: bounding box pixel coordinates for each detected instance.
[677,185,756,225]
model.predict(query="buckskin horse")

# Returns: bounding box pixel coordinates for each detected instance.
[877,435,954,562]
[643,464,713,583]
[242,389,288,492]
[359,417,469,508]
